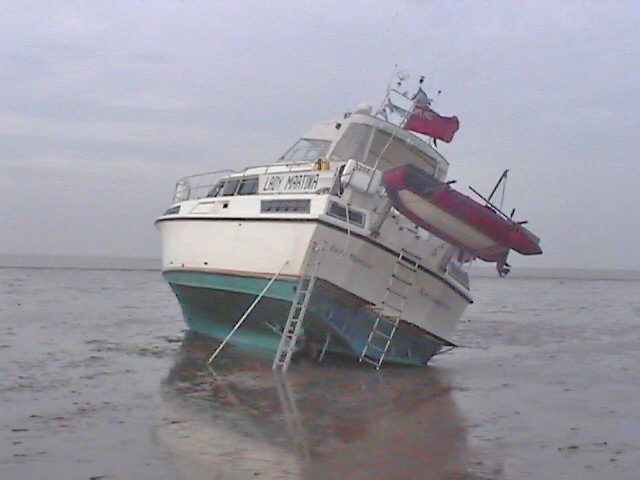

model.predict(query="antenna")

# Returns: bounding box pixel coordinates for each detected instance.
[468,178,528,226]
[377,65,409,117]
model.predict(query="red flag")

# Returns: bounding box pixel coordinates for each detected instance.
[405,104,460,143]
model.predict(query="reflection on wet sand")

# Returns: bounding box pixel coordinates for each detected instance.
[158,332,500,480]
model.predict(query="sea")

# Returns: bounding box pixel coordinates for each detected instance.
[1,254,639,480]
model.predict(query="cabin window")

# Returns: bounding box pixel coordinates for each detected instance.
[279,139,331,163]
[331,123,438,174]
[261,199,311,213]
[327,201,366,227]
[364,130,436,173]
[237,177,259,195]
[163,205,180,215]
[208,177,258,197]
[331,124,373,163]
[221,179,240,196]
[206,181,225,197]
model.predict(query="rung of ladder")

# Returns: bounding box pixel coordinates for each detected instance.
[273,244,324,373]
[391,273,413,285]
[360,248,421,369]
[400,249,421,260]
[366,343,385,353]
[396,262,418,272]
[375,318,396,329]
[373,330,392,340]
[381,301,402,312]
[400,258,419,267]
[378,316,399,326]
[362,356,379,367]
[387,288,407,299]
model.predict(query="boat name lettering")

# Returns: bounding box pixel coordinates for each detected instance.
[263,175,284,191]
[262,173,320,192]
[284,174,319,191]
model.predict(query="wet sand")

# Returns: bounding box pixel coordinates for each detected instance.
[2,267,639,479]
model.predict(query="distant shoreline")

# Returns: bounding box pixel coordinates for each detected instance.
[1,253,639,280]
[0,253,160,271]
[470,266,640,281]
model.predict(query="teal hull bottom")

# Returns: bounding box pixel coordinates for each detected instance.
[164,270,443,366]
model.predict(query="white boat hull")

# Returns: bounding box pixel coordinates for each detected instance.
[158,215,471,343]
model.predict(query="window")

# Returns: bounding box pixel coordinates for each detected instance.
[331,124,373,162]
[221,179,239,196]
[163,205,180,215]
[364,130,437,173]
[261,199,311,213]
[327,201,366,227]
[331,123,438,174]
[279,139,331,163]
[208,177,258,197]
[206,181,224,197]
[237,177,259,195]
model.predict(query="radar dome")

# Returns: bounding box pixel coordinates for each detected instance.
[356,102,373,115]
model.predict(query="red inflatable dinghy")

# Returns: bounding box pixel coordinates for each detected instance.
[382,164,542,263]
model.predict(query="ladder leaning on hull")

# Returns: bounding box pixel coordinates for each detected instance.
[272,243,325,373]
[360,249,421,369]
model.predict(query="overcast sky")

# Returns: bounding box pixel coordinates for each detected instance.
[1,1,639,270]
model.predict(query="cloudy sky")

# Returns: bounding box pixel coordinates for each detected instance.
[1,1,638,270]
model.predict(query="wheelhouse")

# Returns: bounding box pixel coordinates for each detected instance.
[168,110,449,206]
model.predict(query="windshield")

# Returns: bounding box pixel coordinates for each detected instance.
[279,138,331,163]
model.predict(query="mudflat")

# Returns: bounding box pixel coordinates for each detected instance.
[2,267,639,479]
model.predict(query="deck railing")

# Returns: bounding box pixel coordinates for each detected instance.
[172,170,235,203]
[171,160,327,202]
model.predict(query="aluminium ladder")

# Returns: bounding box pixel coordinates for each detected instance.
[272,244,324,373]
[360,249,421,369]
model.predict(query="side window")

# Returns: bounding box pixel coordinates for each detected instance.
[221,179,239,196]
[261,199,311,213]
[279,139,331,163]
[331,124,373,162]
[206,181,224,197]
[237,177,259,195]
[365,130,438,174]
[327,201,366,227]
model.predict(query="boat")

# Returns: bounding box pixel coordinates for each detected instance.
[155,78,542,369]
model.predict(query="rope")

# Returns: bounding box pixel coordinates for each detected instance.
[207,260,290,364]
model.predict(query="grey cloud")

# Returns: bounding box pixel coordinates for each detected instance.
[0,1,639,268]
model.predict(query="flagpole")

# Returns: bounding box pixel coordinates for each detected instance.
[377,66,415,119]
[398,102,413,129]
[381,75,457,148]
[401,75,428,129]
[376,77,394,117]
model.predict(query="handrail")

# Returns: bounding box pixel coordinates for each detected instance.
[177,168,237,181]
[172,159,335,202]
[174,160,316,185]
